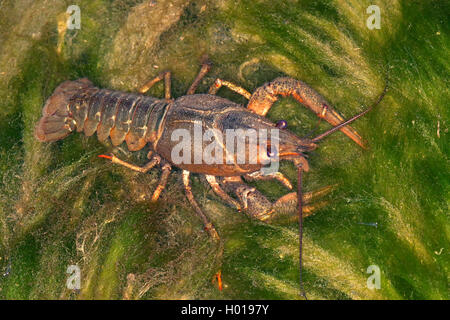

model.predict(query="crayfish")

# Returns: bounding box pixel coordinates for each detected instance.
[35,56,387,299]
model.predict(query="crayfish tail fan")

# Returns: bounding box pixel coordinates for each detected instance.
[35,78,93,142]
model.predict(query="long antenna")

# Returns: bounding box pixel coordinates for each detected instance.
[297,165,307,300]
[312,78,389,144]
[299,72,389,300]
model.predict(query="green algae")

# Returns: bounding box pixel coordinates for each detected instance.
[0,0,448,299]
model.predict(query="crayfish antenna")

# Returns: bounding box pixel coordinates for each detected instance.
[297,165,308,300]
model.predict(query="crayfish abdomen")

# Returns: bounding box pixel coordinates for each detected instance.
[35,78,171,152]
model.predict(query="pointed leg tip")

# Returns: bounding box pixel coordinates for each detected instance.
[98,154,112,160]
[212,270,223,291]
[200,54,213,66]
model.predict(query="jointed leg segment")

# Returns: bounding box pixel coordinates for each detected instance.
[98,153,170,202]
[187,56,213,95]
[139,70,172,100]
[151,163,172,202]
[208,79,251,100]
[205,175,241,211]
[98,154,161,173]
[183,170,220,241]
[244,171,293,190]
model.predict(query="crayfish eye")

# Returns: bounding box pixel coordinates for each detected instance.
[267,145,278,158]
[276,120,287,129]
